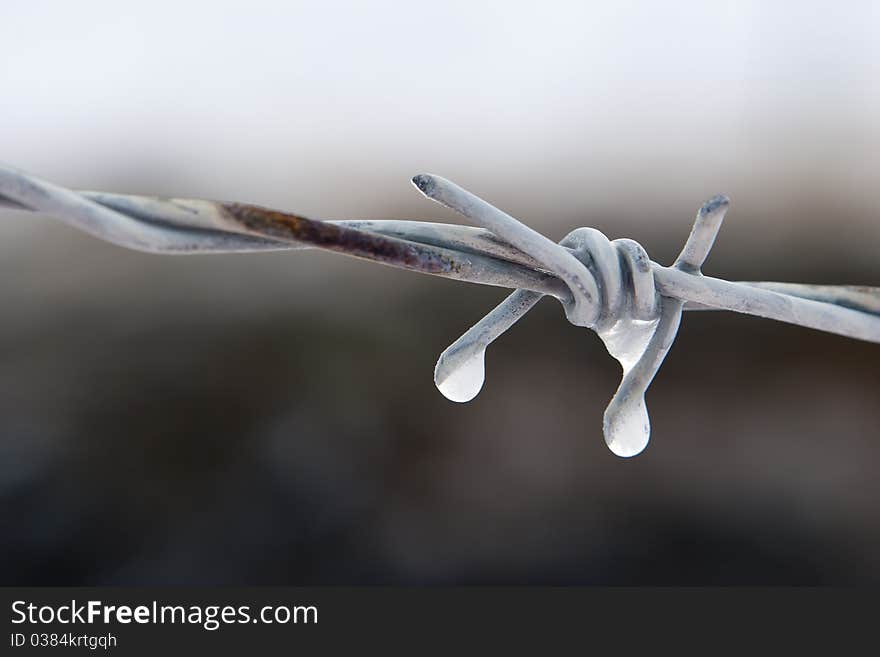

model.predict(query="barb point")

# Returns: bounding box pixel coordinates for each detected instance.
[411,174,436,197]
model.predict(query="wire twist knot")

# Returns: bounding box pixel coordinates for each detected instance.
[422,174,730,456]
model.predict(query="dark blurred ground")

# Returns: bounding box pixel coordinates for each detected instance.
[1,201,878,585]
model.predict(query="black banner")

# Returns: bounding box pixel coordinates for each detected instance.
[0,588,869,653]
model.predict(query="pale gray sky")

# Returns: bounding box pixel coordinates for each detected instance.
[1,1,878,254]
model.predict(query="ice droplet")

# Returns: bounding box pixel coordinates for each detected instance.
[598,318,658,371]
[598,317,658,457]
[603,395,650,457]
[435,350,485,403]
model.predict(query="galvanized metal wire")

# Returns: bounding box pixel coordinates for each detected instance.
[2,164,878,457]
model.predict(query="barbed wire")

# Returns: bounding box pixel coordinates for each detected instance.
[1,164,878,457]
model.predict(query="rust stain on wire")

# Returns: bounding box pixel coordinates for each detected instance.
[221,202,458,275]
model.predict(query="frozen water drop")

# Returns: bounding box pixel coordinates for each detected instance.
[598,318,658,371]
[603,395,650,458]
[435,349,485,403]
[596,316,660,457]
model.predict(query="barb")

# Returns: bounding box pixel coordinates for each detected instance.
[2,164,878,457]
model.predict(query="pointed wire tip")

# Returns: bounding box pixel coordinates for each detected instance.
[411,174,437,197]
[699,194,730,217]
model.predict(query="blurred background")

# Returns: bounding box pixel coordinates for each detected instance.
[1,0,879,584]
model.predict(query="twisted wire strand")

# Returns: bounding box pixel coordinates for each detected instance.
[2,164,879,457]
